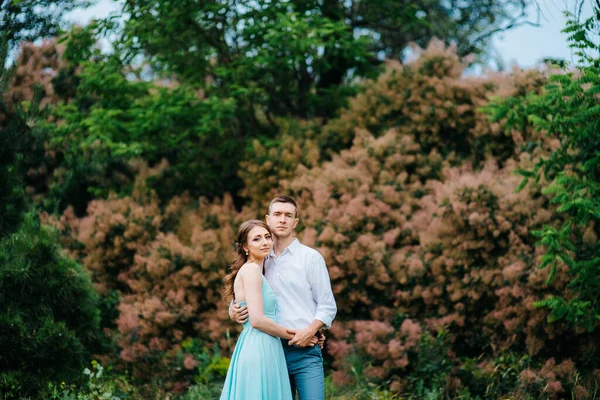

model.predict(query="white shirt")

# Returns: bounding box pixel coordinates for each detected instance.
[264,239,337,330]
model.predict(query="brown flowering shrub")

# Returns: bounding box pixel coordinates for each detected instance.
[322,41,480,158]
[405,160,562,354]
[517,358,597,400]
[238,118,322,210]
[7,39,66,108]
[54,165,165,295]
[291,128,445,317]
[50,165,253,390]
[234,41,600,397]
[277,111,594,396]
[241,40,551,210]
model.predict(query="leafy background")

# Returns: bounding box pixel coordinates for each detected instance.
[1,0,599,399]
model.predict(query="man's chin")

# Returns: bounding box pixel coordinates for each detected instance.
[273,231,291,239]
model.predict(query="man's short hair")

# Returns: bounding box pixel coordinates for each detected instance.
[268,196,298,217]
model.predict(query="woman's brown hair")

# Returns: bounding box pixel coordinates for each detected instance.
[222,219,272,303]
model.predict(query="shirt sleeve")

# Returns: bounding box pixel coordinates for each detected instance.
[307,252,337,329]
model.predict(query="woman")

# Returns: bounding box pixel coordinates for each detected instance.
[221,220,315,399]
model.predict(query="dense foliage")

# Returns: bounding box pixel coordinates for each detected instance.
[487,9,600,333]
[0,38,102,399]
[5,1,600,399]
[0,39,28,235]
[47,49,241,214]
[15,1,538,213]
[0,214,102,398]
[111,0,532,119]
[46,39,598,398]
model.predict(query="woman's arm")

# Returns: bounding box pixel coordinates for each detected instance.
[242,264,294,339]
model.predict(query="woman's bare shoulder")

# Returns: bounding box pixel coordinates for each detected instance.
[238,262,262,277]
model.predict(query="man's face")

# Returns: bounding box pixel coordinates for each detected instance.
[266,202,299,239]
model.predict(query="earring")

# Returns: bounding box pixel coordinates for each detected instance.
[245,251,248,256]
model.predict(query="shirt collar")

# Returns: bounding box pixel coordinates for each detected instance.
[269,238,300,258]
[287,238,300,254]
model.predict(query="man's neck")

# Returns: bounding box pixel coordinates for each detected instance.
[273,235,295,256]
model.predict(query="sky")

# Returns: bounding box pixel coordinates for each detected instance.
[492,0,595,68]
[65,0,596,70]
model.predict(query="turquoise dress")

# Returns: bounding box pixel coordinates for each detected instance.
[220,276,292,400]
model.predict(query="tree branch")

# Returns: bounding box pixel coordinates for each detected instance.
[469,8,541,49]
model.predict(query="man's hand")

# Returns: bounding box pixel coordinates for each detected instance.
[316,331,326,349]
[288,326,318,347]
[285,329,319,345]
[229,302,248,324]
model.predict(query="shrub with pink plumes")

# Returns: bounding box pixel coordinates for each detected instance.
[277,109,592,395]
[51,166,252,389]
[290,135,598,394]
[55,177,163,294]
[234,41,600,396]
[323,41,481,157]
[290,128,444,317]
[517,358,594,400]
[239,118,322,210]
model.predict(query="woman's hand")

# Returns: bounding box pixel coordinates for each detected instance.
[285,328,298,340]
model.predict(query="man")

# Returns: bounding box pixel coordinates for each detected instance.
[230,196,337,400]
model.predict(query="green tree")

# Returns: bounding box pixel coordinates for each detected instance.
[486,6,600,331]
[40,0,535,210]
[0,36,28,234]
[44,32,241,213]
[0,37,103,399]
[107,0,534,120]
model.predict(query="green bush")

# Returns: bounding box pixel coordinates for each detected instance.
[0,213,103,398]
[486,9,600,331]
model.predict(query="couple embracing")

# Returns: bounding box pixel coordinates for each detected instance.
[220,196,337,400]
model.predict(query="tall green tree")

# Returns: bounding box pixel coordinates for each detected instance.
[46,49,240,214]
[486,5,600,331]
[107,0,533,120]
[0,37,103,399]
[40,0,535,209]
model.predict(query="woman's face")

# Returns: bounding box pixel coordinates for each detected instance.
[244,226,272,260]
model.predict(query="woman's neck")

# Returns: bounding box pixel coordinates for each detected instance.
[247,256,265,266]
